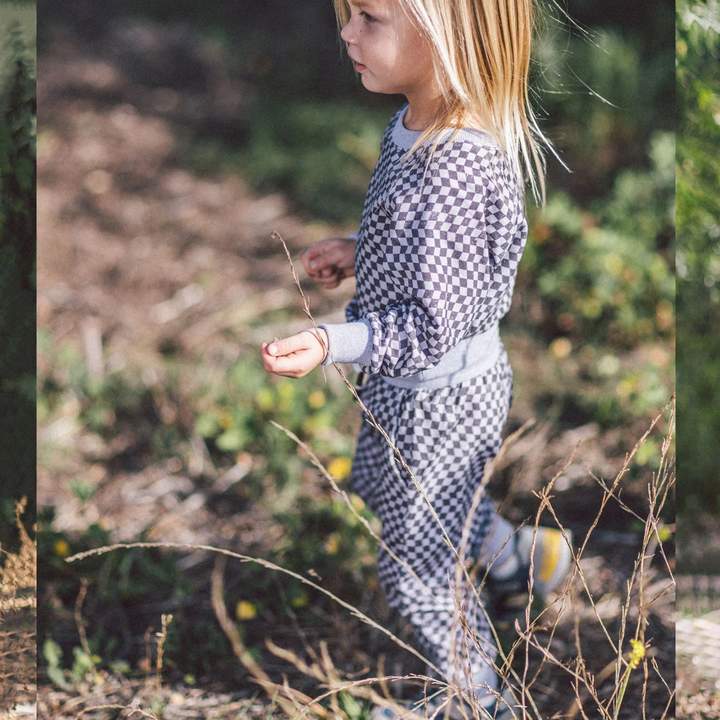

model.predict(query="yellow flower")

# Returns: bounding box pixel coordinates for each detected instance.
[236,601,257,620]
[617,378,635,399]
[54,539,70,558]
[327,457,352,480]
[628,639,645,669]
[278,379,295,411]
[549,337,572,360]
[308,391,326,409]
[325,533,341,555]
[256,388,275,411]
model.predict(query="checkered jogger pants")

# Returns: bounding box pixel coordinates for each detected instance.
[351,353,513,696]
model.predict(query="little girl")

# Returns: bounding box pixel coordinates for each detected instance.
[262,0,572,717]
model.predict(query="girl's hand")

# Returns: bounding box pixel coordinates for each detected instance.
[261,328,329,378]
[301,237,356,290]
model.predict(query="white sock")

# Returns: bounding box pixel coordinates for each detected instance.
[479,514,520,580]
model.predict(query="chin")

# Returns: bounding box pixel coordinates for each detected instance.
[361,76,394,95]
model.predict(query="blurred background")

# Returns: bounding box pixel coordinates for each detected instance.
[0,0,36,547]
[0,0,36,713]
[676,0,720,711]
[677,1,720,546]
[35,0,674,716]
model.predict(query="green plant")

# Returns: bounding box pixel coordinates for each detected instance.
[677,0,720,512]
[185,99,389,223]
[521,132,673,351]
[0,20,36,531]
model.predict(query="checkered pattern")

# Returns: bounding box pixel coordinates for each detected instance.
[346,108,527,378]
[352,358,514,691]
[346,107,527,695]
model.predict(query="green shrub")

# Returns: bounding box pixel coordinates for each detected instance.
[521,132,673,350]
[677,0,720,512]
[0,21,36,534]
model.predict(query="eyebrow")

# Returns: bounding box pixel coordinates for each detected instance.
[347,0,387,16]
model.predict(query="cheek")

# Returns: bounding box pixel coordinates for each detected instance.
[364,34,393,65]
[394,28,432,80]
[407,33,433,70]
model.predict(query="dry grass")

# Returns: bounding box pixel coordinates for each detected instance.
[56,235,675,720]
[0,498,37,718]
[62,388,674,720]
[212,400,675,720]
[63,397,674,719]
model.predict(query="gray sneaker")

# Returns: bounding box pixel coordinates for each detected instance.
[486,526,574,599]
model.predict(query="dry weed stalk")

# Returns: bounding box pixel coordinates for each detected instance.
[271,233,674,717]
[155,613,173,690]
[0,499,36,602]
[272,231,474,569]
[65,237,674,719]
[0,498,37,713]
[65,400,674,720]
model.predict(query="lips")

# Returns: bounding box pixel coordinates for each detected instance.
[348,54,366,72]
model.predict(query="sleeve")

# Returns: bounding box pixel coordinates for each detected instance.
[330,146,517,377]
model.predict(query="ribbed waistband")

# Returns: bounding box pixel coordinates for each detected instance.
[380,325,503,390]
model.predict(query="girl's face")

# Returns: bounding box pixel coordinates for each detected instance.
[340,0,436,102]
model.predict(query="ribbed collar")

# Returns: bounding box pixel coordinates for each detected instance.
[390,104,499,152]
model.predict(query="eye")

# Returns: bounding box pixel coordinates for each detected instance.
[360,11,376,22]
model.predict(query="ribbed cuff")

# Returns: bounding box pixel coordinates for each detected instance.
[318,320,373,366]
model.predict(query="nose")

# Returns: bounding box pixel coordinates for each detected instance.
[340,16,356,44]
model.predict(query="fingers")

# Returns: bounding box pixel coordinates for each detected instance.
[265,332,313,358]
[315,267,343,289]
[261,330,327,378]
[301,238,356,280]
[262,342,310,378]
[308,262,356,290]
[301,240,335,274]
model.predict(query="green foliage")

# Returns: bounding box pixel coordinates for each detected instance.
[0,19,36,538]
[38,336,377,679]
[0,22,36,285]
[44,639,72,690]
[187,100,389,223]
[522,132,674,350]
[38,506,204,679]
[536,22,673,197]
[193,355,355,488]
[676,0,720,511]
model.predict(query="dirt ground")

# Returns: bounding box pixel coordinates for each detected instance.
[37,20,675,720]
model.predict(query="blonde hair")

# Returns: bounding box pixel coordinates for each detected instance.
[333,0,551,203]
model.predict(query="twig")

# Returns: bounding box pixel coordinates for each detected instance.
[155,613,173,691]
[74,579,92,660]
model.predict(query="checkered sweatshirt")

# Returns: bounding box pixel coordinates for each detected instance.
[323,106,528,379]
